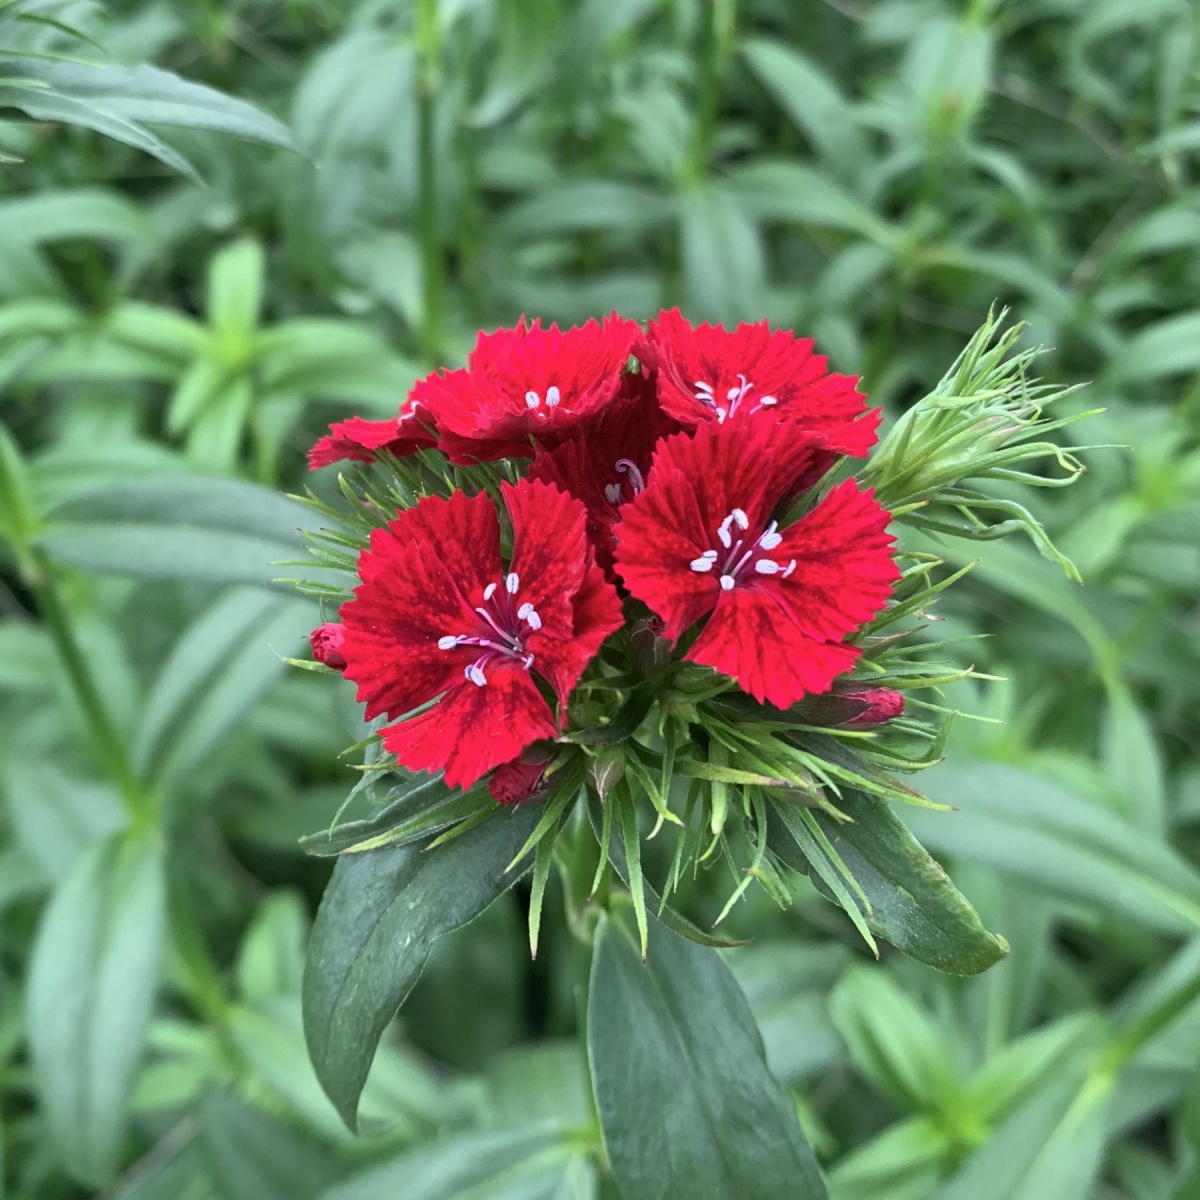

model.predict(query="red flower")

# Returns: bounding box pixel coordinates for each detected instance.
[307,401,437,471]
[529,370,679,576]
[637,308,880,462]
[613,417,898,708]
[843,686,905,726]
[489,746,555,804]
[338,480,623,789]
[797,685,906,727]
[310,622,347,670]
[415,315,640,464]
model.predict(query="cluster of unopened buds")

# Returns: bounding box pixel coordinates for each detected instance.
[305,310,906,806]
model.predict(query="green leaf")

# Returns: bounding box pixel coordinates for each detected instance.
[769,789,1008,975]
[0,60,293,181]
[235,891,308,1007]
[26,828,166,1186]
[324,1125,580,1200]
[0,187,151,248]
[740,38,866,173]
[300,775,492,858]
[587,912,827,1200]
[828,1117,947,1200]
[907,763,1200,935]
[2,759,125,881]
[133,587,312,787]
[829,968,960,1112]
[41,475,319,586]
[302,804,542,1129]
[198,1092,342,1200]
[932,1073,1110,1200]
[208,238,265,341]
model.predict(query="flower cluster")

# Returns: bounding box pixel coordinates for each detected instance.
[306,311,900,794]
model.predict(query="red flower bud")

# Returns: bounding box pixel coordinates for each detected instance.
[489,747,554,805]
[310,622,347,671]
[842,687,905,727]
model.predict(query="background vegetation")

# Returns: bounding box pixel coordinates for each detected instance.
[2,0,1200,1196]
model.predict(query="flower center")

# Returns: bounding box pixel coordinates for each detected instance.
[438,572,542,686]
[524,385,561,415]
[692,373,778,423]
[604,458,647,505]
[688,509,796,591]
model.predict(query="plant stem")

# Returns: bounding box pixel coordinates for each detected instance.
[27,549,151,824]
[688,0,737,182]
[416,0,444,363]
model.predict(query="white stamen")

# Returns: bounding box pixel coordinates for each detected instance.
[525,390,540,409]
[545,385,560,407]
[781,560,797,578]
[483,582,498,601]
[727,386,741,401]
[759,395,777,407]
[731,508,748,529]
[755,559,781,575]
[715,407,728,423]
[604,483,622,504]
[719,575,736,591]
[717,517,734,548]
[694,380,713,392]
[438,635,459,650]
[690,556,716,572]
[759,522,782,550]
[517,602,542,630]
[466,663,488,686]
[506,572,520,594]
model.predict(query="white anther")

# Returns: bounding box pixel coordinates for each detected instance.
[604,483,622,504]
[781,560,797,578]
[517,602,542,630]
[545,385,560,407]
[483,582,498,601]
[719,575,736,591]
[755,559,781,575]
[760,395,777,407]
[690,556,716,572]
[438,635,459,650]
[525,390,540,409]
[717,518,734,548]
[759,522,782,550]
[506,572,520,594]
[715,407,728,423]
[466,663,488,686]
[731,508,748,529]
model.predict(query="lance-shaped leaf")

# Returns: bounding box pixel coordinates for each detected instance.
[588,912,827,1200]
[769,787,1007,975]
[303,804,541,1129]
[26,828,166,1186]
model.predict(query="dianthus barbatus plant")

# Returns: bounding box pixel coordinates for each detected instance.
[287,308,1092,1197]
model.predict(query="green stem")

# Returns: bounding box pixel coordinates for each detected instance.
[416,0,444,363]
[27,549,151,824]
[687,0,737,182]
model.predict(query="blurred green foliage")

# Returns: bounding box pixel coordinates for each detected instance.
[2,0,1200,1196]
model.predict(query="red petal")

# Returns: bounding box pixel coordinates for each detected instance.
[533,558,624,711]
[613,463,717,641]
[341,538,477,720]
[640,308,878,457]
[765,481,899,643]
[416,316,640,462]
[381,666,557,790]
[686,588,860,708]
[503,478,589,633]
[307,410,438,471]
[339,491,502,720]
